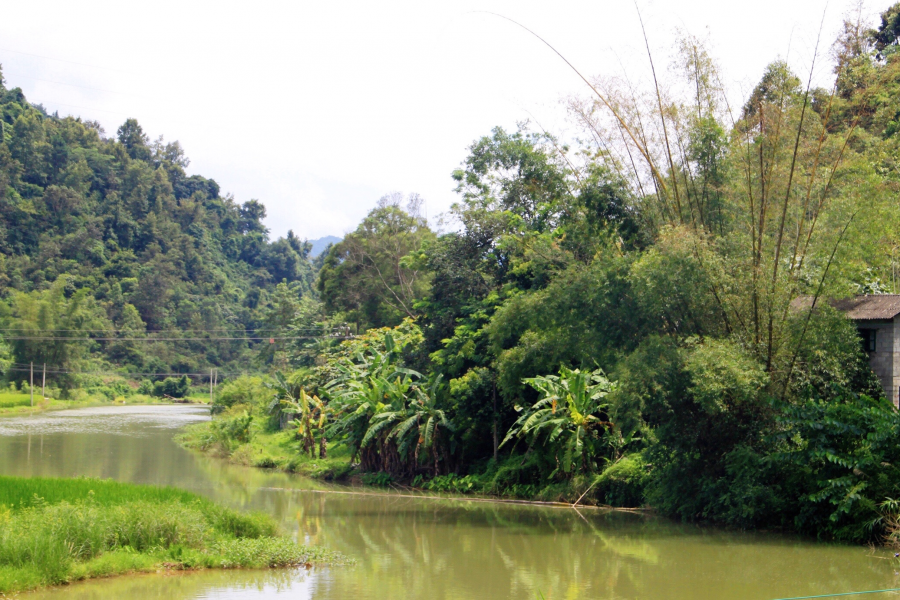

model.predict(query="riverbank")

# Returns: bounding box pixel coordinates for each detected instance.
[176,421,647,507]
[176,421,354,481]
[0,476,346,594]
[0,392,209,418]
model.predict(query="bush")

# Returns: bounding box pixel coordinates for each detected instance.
[414,473,480,493]
[772,392,900,541]
[149,376,190,398]
[360,472,393,487]
[595,454,648,507]
[212,376,269,415]
[210,409,254,449]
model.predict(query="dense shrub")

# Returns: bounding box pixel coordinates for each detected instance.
[594,454,649,507]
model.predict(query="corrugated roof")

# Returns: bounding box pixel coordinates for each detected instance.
[792,295,900,320]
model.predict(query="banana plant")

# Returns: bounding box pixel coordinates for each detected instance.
[502,367,617,476]
[366,374,454,476]
[270,371,329,458]
[326,333,423,471]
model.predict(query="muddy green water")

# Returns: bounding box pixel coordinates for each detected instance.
[0,405,898,599]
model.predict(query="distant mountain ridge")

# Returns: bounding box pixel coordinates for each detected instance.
[309,235,341,257]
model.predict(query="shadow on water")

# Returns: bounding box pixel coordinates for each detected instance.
[1,406,897,600]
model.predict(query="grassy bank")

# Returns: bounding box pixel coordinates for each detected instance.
[0,476,346,594]
[175,377,649,508]
[176,417,647,507]
[0,391,208,417]
[177,420,354,481]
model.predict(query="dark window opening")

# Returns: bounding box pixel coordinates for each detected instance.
[859,328,877,353]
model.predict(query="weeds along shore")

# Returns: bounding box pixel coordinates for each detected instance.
[0,476,347,594]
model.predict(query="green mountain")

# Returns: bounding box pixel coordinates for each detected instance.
[0,67,316,381]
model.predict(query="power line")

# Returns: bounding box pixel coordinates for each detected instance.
[1,336,350,342]
[12,74,145,98]
[0,47,130,73]
[6,366,257,378]
[0,327,337,333]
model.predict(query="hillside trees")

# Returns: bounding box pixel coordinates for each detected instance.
[7,277,110,390]
[0,72,319,383]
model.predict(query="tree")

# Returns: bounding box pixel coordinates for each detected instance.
[874,2,900,57]
[7,277,110,391]
[116,118,151,161]
[271,372,328,458]
[317,193,433,331]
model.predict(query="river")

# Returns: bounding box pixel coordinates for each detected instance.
[0,405,896,599]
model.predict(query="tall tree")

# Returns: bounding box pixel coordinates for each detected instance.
[317,193,433,331]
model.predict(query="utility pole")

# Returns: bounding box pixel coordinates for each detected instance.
[30,362,33,407]
[42,364,46,400]
[209,369,213,404]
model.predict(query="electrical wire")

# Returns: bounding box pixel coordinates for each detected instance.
[6,366,257,378]
[0,327,339,333]
[0,336,349,342]
[11,74,144,97]
[0,47,130,73]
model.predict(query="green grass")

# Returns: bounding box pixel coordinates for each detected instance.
[0,392,33,409]
[0,476,347,594]
[177,421,354,481]
[0,476,206,509]
[0,391,209,417]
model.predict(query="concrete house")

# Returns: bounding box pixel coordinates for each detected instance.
[830,295,900,407]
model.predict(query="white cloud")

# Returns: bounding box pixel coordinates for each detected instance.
[0,0,889,239]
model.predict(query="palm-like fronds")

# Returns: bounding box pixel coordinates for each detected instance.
[503,367,617,476]
[326,334,453,476]
[269,371,329,458]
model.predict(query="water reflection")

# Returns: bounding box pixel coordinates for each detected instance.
[0,406,897,600]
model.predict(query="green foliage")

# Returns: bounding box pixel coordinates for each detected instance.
[0,391,31,408]
[7,276,109,390]
[503,367,620,477]
[0,476,342,593]
[360,472,394,487]
[271,371,328,458]
[0,80,318,382]
[319,325,454,477]
[149,375,190,398]
[874,3,900,56]
[0,476,204,508]
[413,473,480,493]
[208,408,254,450]
[772,393,900,541]
[211,375,269,414]
[487,257,640,400]
[594,454,649,507]
[317,193,433,331]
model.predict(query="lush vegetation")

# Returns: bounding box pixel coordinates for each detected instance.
[0,64,322,397]
[13,4,900,545]
[0,476,345,593]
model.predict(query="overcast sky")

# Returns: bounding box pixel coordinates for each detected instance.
[0,0,893,240]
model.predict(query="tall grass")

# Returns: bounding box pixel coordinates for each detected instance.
[0,476,204,508]
[0,476,346,593]
[0,392,33,409]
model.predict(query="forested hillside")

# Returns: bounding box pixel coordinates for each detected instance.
[0,67,317,385]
